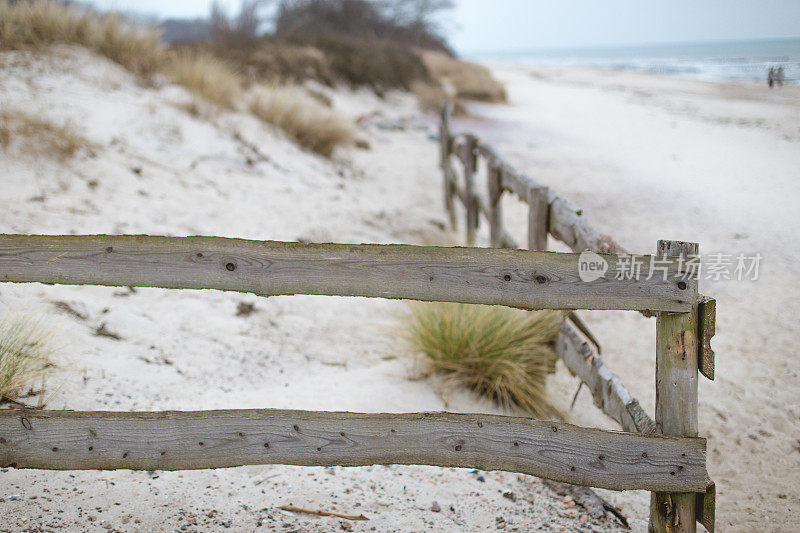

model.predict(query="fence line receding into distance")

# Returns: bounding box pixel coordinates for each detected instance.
[439,103,715,533]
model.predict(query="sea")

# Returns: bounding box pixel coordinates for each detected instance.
[467,38,800,85]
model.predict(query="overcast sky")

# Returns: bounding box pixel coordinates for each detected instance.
[90,0,800,54]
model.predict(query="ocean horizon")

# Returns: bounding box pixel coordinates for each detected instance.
[465,38,800,85]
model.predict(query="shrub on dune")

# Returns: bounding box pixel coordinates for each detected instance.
[401,303,563,418]
[420,50,507,103]
[0,314,55,402]
[249,86,354,157]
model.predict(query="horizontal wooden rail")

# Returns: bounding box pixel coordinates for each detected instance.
[0,235,695,312]
[556,322,657,435]
[0,409,706,492]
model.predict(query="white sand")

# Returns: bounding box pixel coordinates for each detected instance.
[0,44,797,531]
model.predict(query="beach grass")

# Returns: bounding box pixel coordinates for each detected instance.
[0,109,93,160]
[171,51,242,110]
[0,0,167,77]
[401,303,562,418]
[0,314,55,402]
[249,86,354,157]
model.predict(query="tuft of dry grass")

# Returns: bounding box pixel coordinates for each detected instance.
[420,50,507,103]
[171,51,243,110]
[0,0,168,77]
[0,110,93,159]
[401,303,563,418]
[0,314,55,402]
[249,86,354,157]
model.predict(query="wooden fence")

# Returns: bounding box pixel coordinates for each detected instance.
[439,103,716,532]
[0,104,714,532]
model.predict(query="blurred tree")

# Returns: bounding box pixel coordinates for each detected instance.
[210,0,271,41]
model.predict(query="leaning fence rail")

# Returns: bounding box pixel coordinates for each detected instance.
[439,103,715,532]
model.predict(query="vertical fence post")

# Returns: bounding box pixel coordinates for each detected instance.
[649,240,699,533]
[487,159,503,248]
[527,186,549,251]
[463,135,479,246]
[440,103,457,229]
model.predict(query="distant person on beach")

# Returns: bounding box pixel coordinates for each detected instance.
[768,67,775,88]
[776,66,785,87]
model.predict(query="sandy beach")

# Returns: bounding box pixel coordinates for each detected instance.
[1,44,799,531]
[463,63,800,531]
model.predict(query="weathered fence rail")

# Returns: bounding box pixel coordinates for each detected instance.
[0,235,694,312]
[439,103,715,532]
[0,409,705,492]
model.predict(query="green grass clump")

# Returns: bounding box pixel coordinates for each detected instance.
[0,314,54,402]
[402,303,563,418]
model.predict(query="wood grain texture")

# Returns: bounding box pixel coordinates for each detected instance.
[650,241,700,533]
[0,235,696,312]
[696,478,715,532]
[0,409,707,492]
[487,160,504,248]
[697,296,716,380]
[461,135,479,246]
[556,322,657,435]
[527,186,549,251]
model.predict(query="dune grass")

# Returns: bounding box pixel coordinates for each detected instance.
[420,50,507,103]
[0,0,168,77]
[249,86,354,157]
[0,109,93,160]
[171,51,243,110]
[0,314,55,402]
[401,303,563,418]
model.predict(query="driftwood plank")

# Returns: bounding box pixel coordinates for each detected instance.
[0,235,696,312]
[556,322,657,435]
[0,409,706,492]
